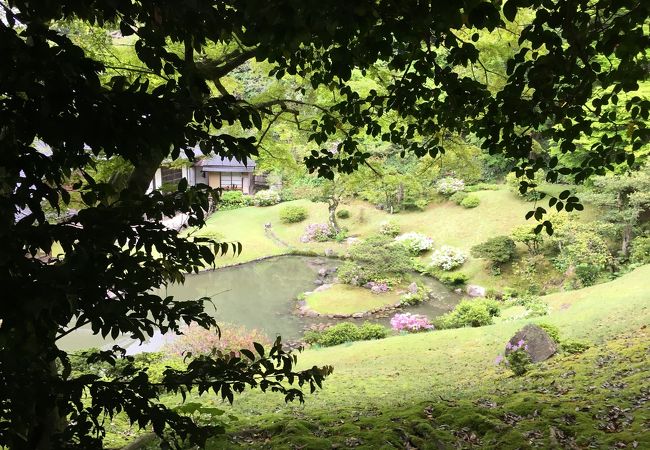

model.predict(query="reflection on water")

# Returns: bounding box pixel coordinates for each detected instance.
[58,256,461,353]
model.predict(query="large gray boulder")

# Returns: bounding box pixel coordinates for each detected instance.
[466,284,486,297]
[506,324,557,362]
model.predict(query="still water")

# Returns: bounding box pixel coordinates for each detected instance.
[58,256,460,353]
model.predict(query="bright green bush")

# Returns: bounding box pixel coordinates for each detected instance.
[307,322,388,347]
[561,340,590,354]
[449,191,468,205]
[537,323,561,343]
[279,205,308,223]
[336,209,351,219]
[337,235,412,285]
[218,190,252,210]
[378,220,401,237]
[460,195,480,208]
[630,236,650,264]
[435,298,501,329]
[435,271,469,286]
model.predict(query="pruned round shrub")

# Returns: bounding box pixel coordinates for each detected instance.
[300,223,336,242]
[219,190,250,210]
[471,236,516,268]
[379,220,400,237]
[460,195,480,208]
[435,271,469,286]
[429,246,467,271]
[449,191,468,205]
[306,322,388,347]
[279,205,308,223]
[336,209,350,219]
[337,235,412,286]
[253,189,281,206]
[436,177,465,196]
[394,232,434,255]
[435,299,501,329]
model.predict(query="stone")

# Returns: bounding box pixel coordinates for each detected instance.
[408,282,419,294]
[352,312,364,319]
[314,279,323,285]
[318,268,328,277]
[314,283,332,292]
[324,248,335,257]
[506,324,558,363]
[466,284,487,297]
[454,288,463,294]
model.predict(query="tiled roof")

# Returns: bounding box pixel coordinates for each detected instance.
[196,155,256,169]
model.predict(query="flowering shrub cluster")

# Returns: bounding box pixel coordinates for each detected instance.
[429,246,467,271]
[495,339,532,376]
[365,281,390,294]
[399,282,432,305]
[394,232,434,255]
[378,220,401,237]
[253,189,281,206]
[436,177,465,196]
[300,223,336,242]
[390,313,434,333]
[166,323,271,356]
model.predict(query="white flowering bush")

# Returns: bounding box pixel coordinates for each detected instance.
[394,232,434,255]
[253,189,281,206]
[429,245,467,271]
[436,177,465,196]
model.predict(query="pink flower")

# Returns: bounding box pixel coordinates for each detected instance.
[494,355,504,365]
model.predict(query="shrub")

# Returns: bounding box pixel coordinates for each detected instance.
[630,236,650,264]
[511,224,543,255]
[429,246,467,271]
[561,340,590,354]
[394,232,434,255]
[449,191,468,205]
[436,177,465,196]
[465,183,501,192]
[390,313,434,333]
[574,263,601,287]
[500,339,532,376]
[337,235,412,285]
[435,271,469,286]
[471,236,516,268]
[358,322,389,340]
[253,189,281,206]
[435,299,501,329]
[336,209,350,219]
[300,223,336,242]
[379,220,401,237]
[399,282,432,305]
[504,294,548,317]
[307,322,388,347]
[166,323,271,357]
[218,190,251,210]
[537,323,561,343]
[365,281,390,294]
[460,195,480,208]
[279,205,308,223]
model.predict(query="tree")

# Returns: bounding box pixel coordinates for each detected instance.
[581,166,650,258]
[2,0,648,448]
[471,236,517,273]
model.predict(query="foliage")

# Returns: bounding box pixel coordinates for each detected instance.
[561,340,591,354]
[253,190,282,206]
[435,177,465,196]
[434,271,469,286]
[471,236,517,269]
[300,223,337,243]
[436,299,501,329]
[449,191,468,205]
[378,220,401,237]
[511,224,543,255]
[537,323,561,344]
[505,171,545,201]
[465,183,502,192]
[390,313,434,333]
[394,232,434,255]
[305,322,388,347]
[504,294,549,318]
[429,246,467,271]
[399,282,432,306]
[219,190,253,210]
[630,236,650,265]
[336,209,350,219]
[279,205,309,224]
[165,323,272,357]
[337,235,412,286]
[501,340,532,376]
[460,195,480,209]
[365,281,390,294]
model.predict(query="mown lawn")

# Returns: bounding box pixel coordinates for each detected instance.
[115,265,650,449]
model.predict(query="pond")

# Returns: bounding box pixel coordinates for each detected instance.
[59,256,461,353]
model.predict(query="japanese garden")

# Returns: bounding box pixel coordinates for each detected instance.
[1,1,649,449]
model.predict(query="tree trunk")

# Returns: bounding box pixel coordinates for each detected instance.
[328,198,340,233]
[621,225,632,258]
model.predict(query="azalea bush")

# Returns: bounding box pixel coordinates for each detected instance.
[166,323,272,357]
[436,177,465,196]
[429,246,467,271]
[390,313,434,333]
[253,189,281,206]
[379,220,401,237]
[394,232,434,255]
[366,281,390,294]
[496,339,532,376]
[300,223,337,242]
